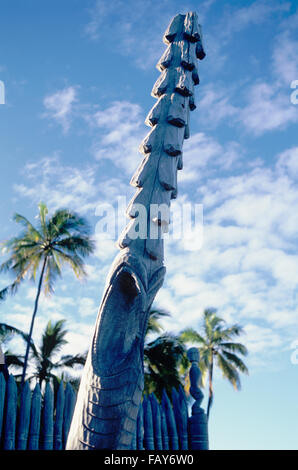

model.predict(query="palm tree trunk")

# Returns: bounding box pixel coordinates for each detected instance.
[21,256,47,387]
[206,357,214,421]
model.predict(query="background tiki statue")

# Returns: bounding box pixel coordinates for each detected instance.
[66,11,206,450]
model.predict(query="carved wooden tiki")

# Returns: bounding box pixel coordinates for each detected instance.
[66,11,205,450]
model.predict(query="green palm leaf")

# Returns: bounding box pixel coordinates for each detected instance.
[0,202,95,384]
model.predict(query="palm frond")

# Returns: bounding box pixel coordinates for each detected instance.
[220,350,249,374]
[220,342,248,356]
[179,328,206,345]
[216,352,242,390]
[13,213,43,241]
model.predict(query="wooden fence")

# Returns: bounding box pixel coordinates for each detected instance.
[0,348,208,450]
[0,374,76,450]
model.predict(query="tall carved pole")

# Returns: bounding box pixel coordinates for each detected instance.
[66,12,206,450]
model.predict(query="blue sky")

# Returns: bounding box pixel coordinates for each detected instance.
[1,0,298,450]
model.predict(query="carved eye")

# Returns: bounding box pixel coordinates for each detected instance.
[182,104,185,108]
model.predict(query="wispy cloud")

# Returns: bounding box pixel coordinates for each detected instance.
[43,86,78,133]
[13,154,100,213]
[155,144,298,361]
[238,82,298,135]
[86,100,147,174]
[83,0,214,69]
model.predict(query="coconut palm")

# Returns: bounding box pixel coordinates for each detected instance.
[180,308,248,420]
[144,308,186,400]
[0,320,87,389]
[28,319,86,389]
[0,322,36,374]
[0,202,95,385]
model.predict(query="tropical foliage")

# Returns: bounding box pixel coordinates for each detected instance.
[0,202,95,384]
[1,319,86,391]
[180,308,248,420]
[144,308,187,401]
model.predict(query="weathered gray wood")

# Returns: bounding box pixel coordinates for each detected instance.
[149,393,163,450]
[63,382,76,448]
[183,12,201,43]
[145,95,167,127]
[157,44,173,71]
[172,387,188,450]
[187,348,209,450]
[163,14,184,44]
[28,383,41,450]
[143,397,154,450]
[177,153,183,170]
[164,124,184,156]
[152,69,170,98]
[41,382,54,450]
[3,375,17,449]
[139,127,158,155]
[175,67,194,97]
[162,390,179,450]
[196,25,206,60]
[66,11,205,450]
[0,373,5,443]
[136,403,144,450]
[54,381,65,450]
[130,155,153,188]
[167,92,188,128]
[181,40,196,71]
[160,407,169,450]
[159,152,178,191]
[17,381,31,449]
[189,93,196,111]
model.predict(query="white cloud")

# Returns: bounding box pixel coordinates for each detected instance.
[272,32,298,86]
[78,297,97,318]
[14,154,100,214]
[221,1,291,39]
[87,100,147,174]
[153,142,298,361]
[276,146,298,179]
[43,86,78,133]
[238,82,298,135]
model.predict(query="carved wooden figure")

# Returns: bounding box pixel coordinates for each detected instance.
[66,11,206,450]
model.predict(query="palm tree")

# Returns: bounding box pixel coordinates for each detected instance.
[144,308,186,401]
[1,320,87,390]
[28,319,86,389]
[0,322,36,376]
[180,308,248,420]
[0,202,95,385]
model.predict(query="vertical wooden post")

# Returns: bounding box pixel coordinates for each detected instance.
[0,373,6,445]
[28,383,41,450]
[41,382,54,450]
[187,348,209,450]
[66,11,206,450]
[136,402,144,450]
[172,386,189,449]
[3,375,17,449]
[17,381,31,449]
[149,393,163,450]
[143,396,154,450]
[63,382,76,448]
[54,381,65,450]
[160,407,169,450]
[162,389,179,450]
